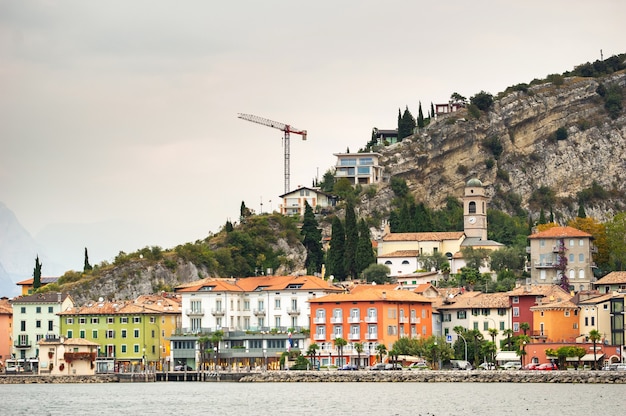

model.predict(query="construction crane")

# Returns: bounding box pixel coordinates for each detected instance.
[237,113,307,194]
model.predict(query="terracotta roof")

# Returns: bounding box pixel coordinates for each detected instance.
[378,250,420,258]
[435,292,510,310]
[311,285,432,303]
[528,226,592,239]
[15,276,60,285]
[58,300,161,316]
[507,284,570,298]
[529,297,578,311]
[382,232,465,242]
[39,337,100,347]
[175,275,343,294]
[577,293,620,305]
[0,298,12,314]
[594,271,626,285]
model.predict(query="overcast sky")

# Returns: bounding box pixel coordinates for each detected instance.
[1,0,624,272]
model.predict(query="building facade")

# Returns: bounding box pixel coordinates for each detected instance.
[333,152,383,186]
[38,337,100,376]
[528,226,595,291]
[278,186,338,216]
[0,298,13,366]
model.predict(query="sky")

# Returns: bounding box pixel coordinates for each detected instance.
[1,0,625,273]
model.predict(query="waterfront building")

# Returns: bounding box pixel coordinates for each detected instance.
[38,337,99,376]
[10,292,74,372]
[507,284,570,335]
[278,186,338,216]
[0,298,13,365]
[309,284,433,368]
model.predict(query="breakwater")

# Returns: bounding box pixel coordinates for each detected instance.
[0,374,120,384]
[239,369,626,383]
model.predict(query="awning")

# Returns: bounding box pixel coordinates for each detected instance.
[495,351,520,362]
[580,353,604,362]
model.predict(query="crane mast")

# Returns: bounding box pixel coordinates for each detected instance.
[237,113,307,194]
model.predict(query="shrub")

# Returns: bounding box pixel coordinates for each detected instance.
[546,73,564,86]
[496,169,509,182]
[481,136,503,159]
[470,91,494,111]
[485,158,495,169]
[555,127,568,141]
[457,164,468,175]
[467,104,481,119]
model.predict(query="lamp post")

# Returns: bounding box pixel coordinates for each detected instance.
[433,339,438,370]
[522,341,527,367]
[263,348,267,371]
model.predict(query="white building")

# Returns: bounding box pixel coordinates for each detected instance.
[333,152,384,186]
[278,186,338,216]
[10,292,74,371]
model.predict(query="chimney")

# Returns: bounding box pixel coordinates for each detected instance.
[382,291,387,299]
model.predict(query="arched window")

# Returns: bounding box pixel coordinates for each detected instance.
[579,269,585,279]
[384,260,392,265]
[401,260,410,265]
[468,201,476,214]
[569,269,575,281]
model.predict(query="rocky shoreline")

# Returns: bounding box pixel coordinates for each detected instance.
[2,370,625,384]
[239,370,626,384]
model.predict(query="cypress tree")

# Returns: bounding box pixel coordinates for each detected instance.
[327,216,346,280]
[301,201,323,274]
[33,255,42,290]
[577,203,587,218]
[538,208,547,224]
[397,106,416,141]
[356,219,376,275]
[343,200,358,279]
[83,247,92,272]
[417,101,425,128]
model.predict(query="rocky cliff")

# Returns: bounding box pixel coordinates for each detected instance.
[362,71,626,223]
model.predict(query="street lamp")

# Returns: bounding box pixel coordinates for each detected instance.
[433,339,438,370]
[263,348,267,371]
[214,346,218,371]
[457,333,468,363]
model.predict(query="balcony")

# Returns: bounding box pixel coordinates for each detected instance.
[186,308,205,317]
[331,334,343,340]
[287,308,301,316]
[348,333,360,341]
[410,317,420,324]
[330,317,343,324]
[14,338,31,348]
[347,316,360,324]
[314,333,326,341]
[364,316,377,323]
[211,308,225,317]
[313,317,326,324]
[253,309,266,317]
[365,333,378,340]
[534,261,557,269]
[531,330,547,339]
[399,317,409,324]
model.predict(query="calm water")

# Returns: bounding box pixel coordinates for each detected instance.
[0,381,623,416]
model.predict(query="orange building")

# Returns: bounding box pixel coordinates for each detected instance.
[530,293,580,343]
[16,277,60,296]
[309,285,433,368]
[0,298,13,366]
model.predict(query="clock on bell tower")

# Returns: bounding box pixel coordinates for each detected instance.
[463,178,488,241]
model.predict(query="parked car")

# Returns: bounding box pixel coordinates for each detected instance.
[500,361,522,370]
[523,363,538,370]
[174,365,193,371]
[603,363,626,371]
[370,363,387,371]
[5,365,24,373]
[338,364,358,371]
[385,363,403,370]
[478,362,496,370]
[408,361,429,370]
[535,362,558,371]
[449,360,473,370]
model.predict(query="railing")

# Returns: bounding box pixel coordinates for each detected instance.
[348,333,360,341]
[330,317,343,324]
[347,317,360,324]
[211,308,225,316]
[364,316,377,323]
[253,309,266,317]
[534,261,557,268]
[186,309,205,316]
[410,317,420,324]
[287,308,300,316]
[313,317,326,324]
[314,333,326,341]
[399,317,409,324]
[365,333,378,340]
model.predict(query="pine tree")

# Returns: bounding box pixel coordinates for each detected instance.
[356,219,376,275]
[301,201,323,274]
[538,208,547,224]
[397,106,416,141]
[577,203,587,218]
[417,101,425,128]
[83,247,93,272]
[33,255,42,290]
[327,216,346,279]
[430,102,435,119]
[343,200,358,279]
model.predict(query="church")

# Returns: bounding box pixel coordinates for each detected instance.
[376,178,503,280]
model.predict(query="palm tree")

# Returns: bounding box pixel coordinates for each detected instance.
[375,343,387,364]
[516,334,531,367]
[210,330,224,370]
[306,343,319,369]
[502,329,514,350]
[488,328,499,366]
[197,336,210,372]
[520,322,530,336]
[334,337,347,367]
[353,342,364,369]
[588,329,602,370]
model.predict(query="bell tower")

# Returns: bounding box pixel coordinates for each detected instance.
[463,178,488,240]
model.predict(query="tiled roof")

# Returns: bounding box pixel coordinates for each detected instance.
[594,271,626,285]
[436,292,510,310]
[382,232,465,242]
[58,300,161,316]
[507,284,570,298]
[577,293,618,305]
[530,297,578,311]
[10,292,71,304]
[39,337,100,347]
[378,250,420,258]
[528,226,592,239]
[0,298,12,314]
[176,275,343,294]
[311,285,432,303]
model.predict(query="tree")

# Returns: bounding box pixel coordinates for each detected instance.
[417,101,425,128]
[306,343,320,369]
[470,91,494,111]
[606,212,626,270]
[319,169,336,193]
[488,328,499,366]
[301,201,323,274]
[397,106,416,141]
[334,337,347,367]
[353,342,364,369]
[568,217,609,269]
[197,336,210,372]
[362,263,390,284]
[588,329,602,370]
[461,247,491,271]
[520,322,530,336]
[343,200,358,278]
[355,219,376,275]
[211,330,224,369]
[327,216,346,280]
[375,343,387,363]
[83,247,93,272]
[33,255,42,290]
[501,329,514,351]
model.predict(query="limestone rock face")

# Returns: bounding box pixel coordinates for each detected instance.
[361,72,626,223]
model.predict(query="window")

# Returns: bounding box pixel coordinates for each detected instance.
[500,321,505,331]
[457,311,466,319]
[134,345,139,354]
[579,270,585,279]
[469,201,476,214]
[388,308,396,319]
[473,322,478,330]
[36,320,41,328]
[48,321,53,331]
[92,330,98,339]
[483,322,489,331]
[91,318,99,324]
[121,345,127,353]
[150,316,156,324]
[579,239,584,246]
[569,254,574,262]
[591,316,595,326]
[512,296,519,304]
[106,330,115,339]
[513,307,519,317]
[573,323,578,329]
[579,253,584,262]
[275,316,281,328]
[570,239,575,247]
[133,316,141,324]
[79,318,86,324]
[316,309,325,319]
[387,325,397,335]
[36,306,41,313]
[48,307,53,313]
[108,317,115,324]
[121,329,127,338]
[21,307,26,313]
[66,318,74,324]
[244,300,250,311]
[513,322,519,332]
[79,330,85,338]
[134,329,140,338]
[498,308,507,316]
[67,330,73,338]
[401,260,410,265]
[443,313,451,322]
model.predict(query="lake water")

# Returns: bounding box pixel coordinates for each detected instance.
[0,381,623,416]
